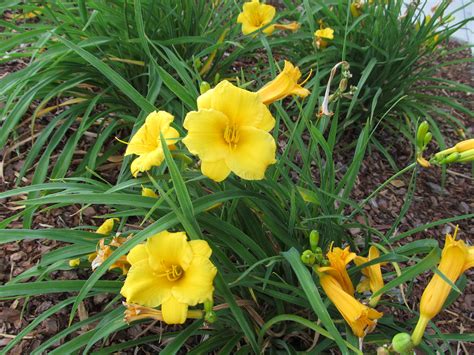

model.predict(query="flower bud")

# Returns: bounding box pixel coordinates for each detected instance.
[392,332,414,354]
[301,250,316,265]
[309,230,320,251]
[416,121,429,149]
[339,78,348,92]
[423,132,432,146]
[440,152,460,164]
[200,81,212,94]
[458,149,474,163]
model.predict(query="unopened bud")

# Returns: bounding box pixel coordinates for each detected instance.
[301,250,316,265]
[309,230,320,251]
[423,132,432,146]
[200,81,211,94]
[392,332,414,354]
[458,149,474,163]
[440,152,461,164]
[339,78,348,92]
[416,121,429,149]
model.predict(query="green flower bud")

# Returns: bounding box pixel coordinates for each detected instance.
[392,332,414,354]
[423,132,432,146]
[301,250,316,265]
[309,230,320,251]
[320,259,330,267]
[416,121,430,149]
[200,81,211,94]
[458,149,474,163]
[439,152,460,164]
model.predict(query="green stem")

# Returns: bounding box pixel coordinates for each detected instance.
[411,315,430,346]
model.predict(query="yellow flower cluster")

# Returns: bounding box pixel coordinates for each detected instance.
[124,61,310,182]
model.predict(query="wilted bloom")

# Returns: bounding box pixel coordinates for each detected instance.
[142,186,158,198]
[355,246,385,306]
[96,218,118,235]
[274,22,301,32]
[411,227,474,345]
[350,2,363,17]
[121,231,217,324]
[91,237,130,275]
[237,0,276,35]
[182,80,276,182]
[123,302,203,323]
[125,111,179,177]
[318,245,356,295]
[314,26,334,49]
[257,60,311,105]
[319,272,383,337]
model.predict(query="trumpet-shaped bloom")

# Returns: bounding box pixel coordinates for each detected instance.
[125,111,179,177]
[319,272,383,338]
[412,228,474,345]
[237,0,276,35]
[120,231,217,324]
[319,245,356,295]
[257,60,311,105]
[355,246,385,306]
[182,80,276,182]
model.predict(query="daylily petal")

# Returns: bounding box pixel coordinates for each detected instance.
[226,126,276,180]
[127,244,148,265]
[182,109,230,161]
[161,296,188,324]
[197,81,271,129]
[146,231,193,271]
[172,255,217,305]
[121,259,173,307]
[130,149,164,177]
[200,159,231,182]
[189,239,213,258]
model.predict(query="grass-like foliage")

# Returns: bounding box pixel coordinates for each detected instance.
[0,0,473,353]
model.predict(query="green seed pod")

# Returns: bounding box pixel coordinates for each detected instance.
[339,78,348,92]
[309,230,320,251]
[204,310,217,323]
[423,132,432,147]
[416,121,429,149]
[200,81,211,94]
[392,333,414,354]
[301,250,316,265]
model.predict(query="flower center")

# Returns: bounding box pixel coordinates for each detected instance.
[224,124,240,148]
[165,264,184,282]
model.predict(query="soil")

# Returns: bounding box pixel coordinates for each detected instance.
[0,39,472,353]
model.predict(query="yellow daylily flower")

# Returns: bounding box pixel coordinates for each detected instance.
[237,0,276,35]
[96,218,119,235]
[123,302,203,323]
[355,246,385,306]
[319,272,383,338]
[319,245,356,295]
[411,227,474,345]
[314,27,334,49]
[141,186,159,198]
[124,111,180,177]
[182,80,276,182]
[120,231,217,325]
[257,60,311,105]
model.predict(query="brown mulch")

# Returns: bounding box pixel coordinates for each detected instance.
[0,41,473,353]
